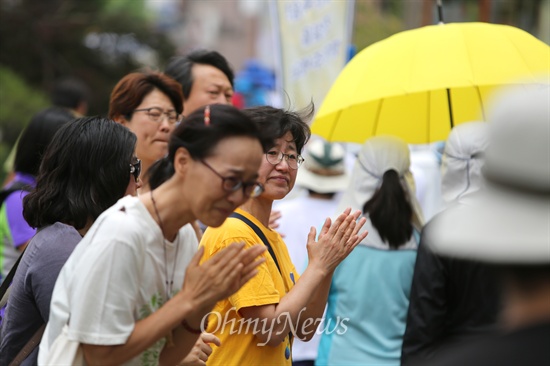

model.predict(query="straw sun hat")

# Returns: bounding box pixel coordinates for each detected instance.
[295,139,350,194]
[426,82,550,264]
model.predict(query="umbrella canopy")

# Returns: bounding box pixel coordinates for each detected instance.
[311,22,550,144]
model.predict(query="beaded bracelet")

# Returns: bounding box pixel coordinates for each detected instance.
[181,319,205,334]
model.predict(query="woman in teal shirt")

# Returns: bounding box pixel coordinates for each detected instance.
[317,136,424,366]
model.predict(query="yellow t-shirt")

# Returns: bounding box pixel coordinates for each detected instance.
[200,208,299,366]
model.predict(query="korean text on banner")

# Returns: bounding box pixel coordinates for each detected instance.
[273,0,354,112]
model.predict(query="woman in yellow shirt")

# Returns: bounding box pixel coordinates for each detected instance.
[200,105,368,365]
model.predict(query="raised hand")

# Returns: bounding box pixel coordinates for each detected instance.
[306,208,368,273]
[180,243,266,309]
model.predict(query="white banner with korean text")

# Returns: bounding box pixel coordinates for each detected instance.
[271,0,354,114]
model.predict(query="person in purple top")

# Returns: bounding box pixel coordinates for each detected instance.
[0,107,74,281]
[0,116,140,365]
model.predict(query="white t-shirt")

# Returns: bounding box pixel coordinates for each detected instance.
[273,194,341,362]
[38,196,198,366]
[274,194,341,273]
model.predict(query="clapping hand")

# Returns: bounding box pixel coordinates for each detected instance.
[181,243,266,310]
[306,208,368,274]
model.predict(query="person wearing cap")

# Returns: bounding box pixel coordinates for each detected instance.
[401,122,501,365]
[423,82,550,366]
[274,139,350,366]
[317,135,424,366]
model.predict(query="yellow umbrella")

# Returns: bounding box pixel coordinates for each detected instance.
[311,22,550,144]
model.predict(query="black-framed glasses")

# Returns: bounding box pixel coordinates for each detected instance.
[130,159,141,183]
[200,160,264,198]
[133,107,181,125]
[265,150,304,170]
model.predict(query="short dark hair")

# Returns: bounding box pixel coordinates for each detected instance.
[23,116,137,230]
[108,71,183,120]
[147,104,271,190]
[241,105,313,154]
[363,170,414,249]
[51,77,91,110]
[14,107,75,176]
[164,50,235,99]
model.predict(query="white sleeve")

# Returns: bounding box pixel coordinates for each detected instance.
[67,237,144,345]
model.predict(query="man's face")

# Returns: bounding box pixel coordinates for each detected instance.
[183,64,233,116]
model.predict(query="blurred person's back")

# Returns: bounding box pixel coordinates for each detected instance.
[401,121,501,366]
[317,136,424,366]
[0,107,74,280]
[422,82,550,366]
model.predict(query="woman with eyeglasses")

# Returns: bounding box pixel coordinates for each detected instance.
[109,70,237,365]
[199,105,368,366]
[38,105,270,365]
[0,117,140,365]
[109,70,183,191]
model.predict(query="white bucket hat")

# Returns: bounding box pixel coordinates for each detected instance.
[426,82,550,264]
[295,139,350,193]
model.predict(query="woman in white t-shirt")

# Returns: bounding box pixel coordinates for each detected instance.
[39,104,271,365]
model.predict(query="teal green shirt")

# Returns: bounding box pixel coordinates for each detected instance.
[317,245,417,366]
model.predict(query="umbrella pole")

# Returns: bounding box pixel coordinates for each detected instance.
[446,88,454,129]
[437,0,445,24]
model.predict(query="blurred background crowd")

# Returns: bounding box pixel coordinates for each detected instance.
[0,1,549,365]
[1,0,549,185]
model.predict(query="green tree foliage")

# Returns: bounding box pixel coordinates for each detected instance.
[0,66,49,145]
[0,66,49,181]
[0,0,176,179]
[0,0,176,117]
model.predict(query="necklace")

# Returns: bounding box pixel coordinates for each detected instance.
[150,190,180,302]
[150,190,180,347]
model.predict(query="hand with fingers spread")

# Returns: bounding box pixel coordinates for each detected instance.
[180,243,266,309]
[179,333,221,366]
[306,208,369,274]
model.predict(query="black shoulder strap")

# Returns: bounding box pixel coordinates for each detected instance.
[0,247,26,306]
[229,212,294,346]
[229,212,281,275]
[0,181,32,301]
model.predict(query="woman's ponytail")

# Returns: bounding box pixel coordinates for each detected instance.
[362,169,413,249]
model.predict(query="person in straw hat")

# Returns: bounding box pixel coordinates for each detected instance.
[274,139,350,366]
[423,82,550,366]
